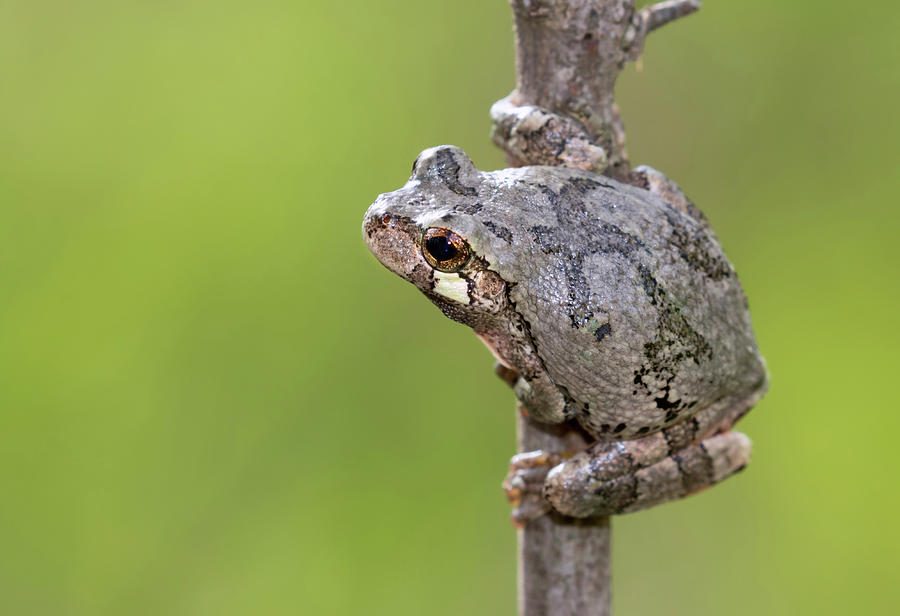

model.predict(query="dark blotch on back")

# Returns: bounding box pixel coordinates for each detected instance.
[452,202,483,215]
[529,223,644,330]
[663,209,731,280]
[482,221,513,244]
[434,149,477,196]
[633,264,712,406]
[594,322,612,342]
[567,176,616,193]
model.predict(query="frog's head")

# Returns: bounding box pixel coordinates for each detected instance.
[362,145,509,325]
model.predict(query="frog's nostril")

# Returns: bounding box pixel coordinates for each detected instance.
[363,212,385,240]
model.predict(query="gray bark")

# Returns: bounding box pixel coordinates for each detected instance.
[497,0,699,181]
[517,414,611,615]
[494,2,702,614]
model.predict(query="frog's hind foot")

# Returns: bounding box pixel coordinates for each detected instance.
[544,431,752,518]
[503,449,573,528]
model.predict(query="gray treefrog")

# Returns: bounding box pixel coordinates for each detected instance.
[362,145,768,519]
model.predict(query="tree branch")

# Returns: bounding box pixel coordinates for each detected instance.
[493,2,701,615]
[498,0,701,181]
[517,413,610,616]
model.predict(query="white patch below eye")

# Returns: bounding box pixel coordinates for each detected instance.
[433,271,470,305]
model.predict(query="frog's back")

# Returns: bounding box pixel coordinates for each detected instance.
[476,166,767,438]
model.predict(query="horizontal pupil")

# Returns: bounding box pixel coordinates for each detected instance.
[426,235,458,262]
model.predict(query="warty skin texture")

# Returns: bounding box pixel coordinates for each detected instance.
[364,146,766,437]
[363,145,768,517]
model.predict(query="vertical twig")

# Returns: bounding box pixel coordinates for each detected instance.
[518,415,610,616]
[494,1,701,614]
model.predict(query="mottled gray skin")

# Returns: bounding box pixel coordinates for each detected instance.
[363,145,768,518]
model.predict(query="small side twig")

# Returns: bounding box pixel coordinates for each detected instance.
[644,0,701,31]
[625,0,702,60]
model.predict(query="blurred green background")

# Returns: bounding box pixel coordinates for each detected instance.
[1,1,898,614]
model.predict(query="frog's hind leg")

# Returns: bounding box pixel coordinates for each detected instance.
[504,393,759,522]
[545,430,751,517]
[540,394,759,518]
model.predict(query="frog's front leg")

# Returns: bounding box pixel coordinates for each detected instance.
[490,93,609,173]
[493,360,570,425]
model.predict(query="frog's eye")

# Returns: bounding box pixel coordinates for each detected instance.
[422,227,470,272]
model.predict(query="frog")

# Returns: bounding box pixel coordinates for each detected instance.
[362,144,768,521]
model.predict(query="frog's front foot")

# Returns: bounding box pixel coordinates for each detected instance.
[490,93,608,173]
[544,431,752,518]
[503,450,573,527]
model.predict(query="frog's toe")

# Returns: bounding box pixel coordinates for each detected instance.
[503,450,572,527]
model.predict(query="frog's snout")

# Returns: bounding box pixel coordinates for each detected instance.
[362,206,431,287]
